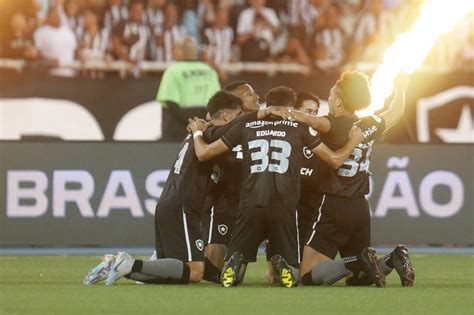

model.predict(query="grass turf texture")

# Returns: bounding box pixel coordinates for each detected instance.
[1,254,473,315]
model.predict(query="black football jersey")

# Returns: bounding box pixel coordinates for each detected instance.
[158,112,259,214]
[318,114,385,197]
[222,117,321,210]
[300,146,320,194]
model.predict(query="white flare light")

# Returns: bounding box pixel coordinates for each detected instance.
[358,0,474,117]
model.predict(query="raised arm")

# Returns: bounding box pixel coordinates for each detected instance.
[189,120,230,161]
[312,126,363,169]
[379,73,409,131]
[268,107,331,133]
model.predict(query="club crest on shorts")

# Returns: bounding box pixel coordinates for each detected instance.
[218,224,228,236]
[195,239,204,251]
[303,146,314,159]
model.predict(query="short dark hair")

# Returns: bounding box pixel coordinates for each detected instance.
[335,71,371,113]
[265,86,296,107]
[207,90,243,117]
[295,92,320,109]
[223,81,248,92]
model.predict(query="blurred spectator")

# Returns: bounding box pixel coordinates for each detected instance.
[307,0,328,36]
[2,12,40,60]
[111,1,150,65]
[274,36,311,68]
[145,0,166,29]
[104,0,128,31]
[337,0,362,37]
[202,8,234,64]
[352,0,396,62]
[198,0,231,29]
[34,6,77,76]
[77,9,110,64]
[181,0,201,44]
[237,0,280,61]
[312,4,346,71]
[61,0,83,36]
[152,2,187,61]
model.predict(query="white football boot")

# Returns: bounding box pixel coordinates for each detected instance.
[83,254,116,285]
[105,252,135,285]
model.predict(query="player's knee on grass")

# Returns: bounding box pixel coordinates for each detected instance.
[187,261,205,283]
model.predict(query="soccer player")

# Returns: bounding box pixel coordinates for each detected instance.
[265,91,322,284]
[188,86,364,288]
[84,91,252,285]
[281,71,414,287]
[202,81,261,283]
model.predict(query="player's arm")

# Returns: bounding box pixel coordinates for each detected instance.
[269,107,331,133]
[189,120,230,161]
[378,73,409,131]
[312,126,363,169]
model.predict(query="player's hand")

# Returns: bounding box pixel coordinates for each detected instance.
[348,125,363,143]
[187,118,209,133]
[266,106,294,120]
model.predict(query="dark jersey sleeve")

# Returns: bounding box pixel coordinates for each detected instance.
[204,111,258,143]
[300,125,322,150]
[355,115,386,142]
[221,121,244,150]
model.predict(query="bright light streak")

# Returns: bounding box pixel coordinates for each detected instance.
[358,0,474,117]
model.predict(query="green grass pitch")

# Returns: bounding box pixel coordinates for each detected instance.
[1,254,473,315]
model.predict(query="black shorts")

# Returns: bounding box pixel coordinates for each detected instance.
[297,192,323,249]
[202,206,235,245]
[154,201,205,262]
[306,194,370,259]
[265,192,323,262]
[226,206,300,267]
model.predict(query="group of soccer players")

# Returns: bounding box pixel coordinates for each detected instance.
[84,70,415,288]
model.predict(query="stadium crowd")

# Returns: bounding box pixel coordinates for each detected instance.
[0,0,472,77]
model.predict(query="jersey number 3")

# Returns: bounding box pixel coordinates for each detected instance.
[248,139,291,174]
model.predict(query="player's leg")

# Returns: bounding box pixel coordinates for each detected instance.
[265,241,279,284]
[377,245,415,287]
[221,207,264,287]
[299,195,384,286]
[337,197,385,287]
[202,207,233,283]
[123,203,204,284]
[267,207,300,288]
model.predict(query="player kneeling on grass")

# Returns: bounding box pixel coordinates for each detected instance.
[188,86,365,288]
[83,91,265,286]
[273,71,415,287]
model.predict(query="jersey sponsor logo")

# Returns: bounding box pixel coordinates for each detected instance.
[245,120,299,129]
[195,239,204,251]
[256,130,286,137]
[308,127,318,136]
[362,125,378,139]
[218,224,228,235]
[303,146,314,159]
[300,168,314,176]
